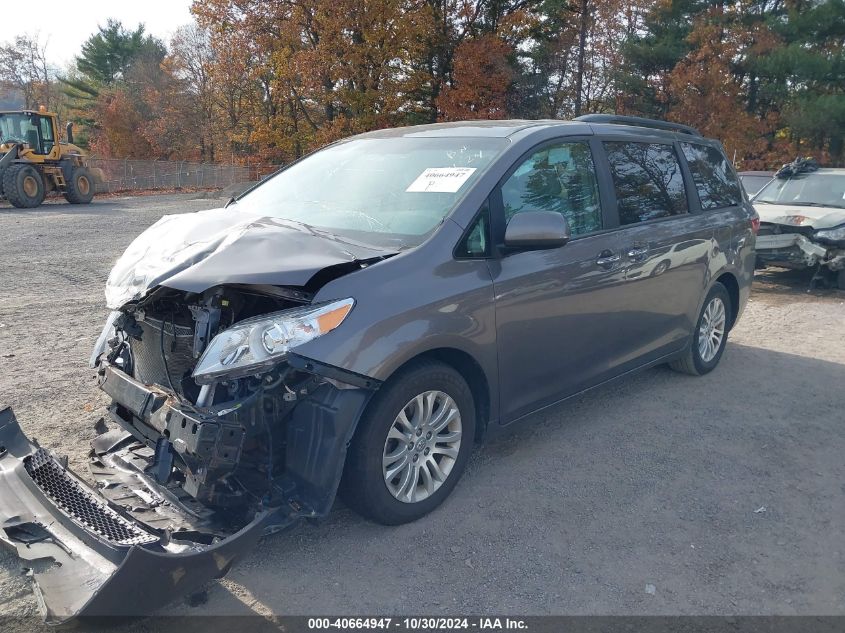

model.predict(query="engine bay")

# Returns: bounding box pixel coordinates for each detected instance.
[91,283,375,537]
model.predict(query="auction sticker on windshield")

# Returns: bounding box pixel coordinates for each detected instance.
[406,167,477,193]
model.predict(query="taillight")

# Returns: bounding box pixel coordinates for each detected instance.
[751,217,760,235]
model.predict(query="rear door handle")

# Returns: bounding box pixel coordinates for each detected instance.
[626,246,649,261]
[595,251,621,268]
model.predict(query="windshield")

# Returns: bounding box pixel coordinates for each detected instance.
[755,172,845,209]
[0,113,39,145]
[233,136,508,248]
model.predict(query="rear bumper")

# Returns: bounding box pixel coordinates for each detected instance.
[0,407,282,624]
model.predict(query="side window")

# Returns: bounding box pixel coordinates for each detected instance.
[39,116,54,154]
[604,142,688,225]
[500,141,602,236]
[457,201,491,258]
[681,142,743,210]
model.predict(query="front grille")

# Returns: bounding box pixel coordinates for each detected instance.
[131,317,195,392]
[24,449,158,546]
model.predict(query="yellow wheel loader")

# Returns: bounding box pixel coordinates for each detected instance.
[0,108,102,208]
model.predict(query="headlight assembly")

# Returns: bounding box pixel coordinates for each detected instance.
[192,298,354,384]
[814,224,845,243]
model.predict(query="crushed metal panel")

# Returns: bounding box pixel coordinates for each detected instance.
[755,233,829,260]
[104,207,395,308]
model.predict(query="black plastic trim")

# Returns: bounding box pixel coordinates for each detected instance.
[287,353,382,390]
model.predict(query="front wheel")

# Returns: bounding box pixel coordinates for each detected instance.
[63,167,95,204]
[341,361,475,525]
[670,282,731,376]
[3,164,45,208]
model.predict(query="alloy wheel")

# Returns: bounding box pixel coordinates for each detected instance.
[382,390,462,504]
[698,296,726,362]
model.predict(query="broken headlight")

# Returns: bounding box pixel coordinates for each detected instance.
[89,311,121,368]
[814,224,845,245]
[192,298,354,384]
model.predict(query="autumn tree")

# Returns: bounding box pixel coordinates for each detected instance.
[169,25,219,162]
[438,35,514,119]
[667,8,773,166]
[3,0,837,167]
[0,34,55,110]
[193,0,435,161]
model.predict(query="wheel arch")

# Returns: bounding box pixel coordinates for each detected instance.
[378,347,492,443]
[714,271,740,330]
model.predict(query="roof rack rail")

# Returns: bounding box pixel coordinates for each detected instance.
[574,114,702,137]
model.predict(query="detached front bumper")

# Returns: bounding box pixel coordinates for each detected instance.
[0,407,278,623]
[755,232,845,270]
[0,355,375,623]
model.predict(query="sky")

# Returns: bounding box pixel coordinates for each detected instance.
[7,0,195,68]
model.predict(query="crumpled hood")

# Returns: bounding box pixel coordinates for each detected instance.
[753,202,845,230]
[106,207,394,309]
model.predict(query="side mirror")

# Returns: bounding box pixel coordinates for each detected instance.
[504,211,571,250]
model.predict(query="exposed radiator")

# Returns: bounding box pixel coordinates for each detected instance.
[130,316,195,393]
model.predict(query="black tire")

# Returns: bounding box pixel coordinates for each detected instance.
[3,164,45,208]
[340,361,476,525]
[836,269,845,291]
[63,167,95,204]
[670,282,732,376]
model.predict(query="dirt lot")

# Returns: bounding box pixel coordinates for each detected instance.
[0,195,843,628]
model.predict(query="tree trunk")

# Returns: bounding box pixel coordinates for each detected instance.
[574,0,589,117]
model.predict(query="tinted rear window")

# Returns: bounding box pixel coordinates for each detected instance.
[681,143,743,209]
[604,142,688,225]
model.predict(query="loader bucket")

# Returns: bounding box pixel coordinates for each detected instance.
[0,407,274,624]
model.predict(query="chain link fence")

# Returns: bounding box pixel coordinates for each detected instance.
[87,158,267,193]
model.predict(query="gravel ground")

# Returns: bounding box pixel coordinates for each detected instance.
[0,194,843,628]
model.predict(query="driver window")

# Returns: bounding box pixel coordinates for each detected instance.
[501,141,602,236]
[39,116,54,154]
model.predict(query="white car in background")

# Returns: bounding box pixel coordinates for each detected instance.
[753,159,845,289]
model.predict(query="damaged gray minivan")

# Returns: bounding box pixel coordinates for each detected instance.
[0,115,756,622]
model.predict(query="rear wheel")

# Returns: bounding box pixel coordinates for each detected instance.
[3,164,45,208]
[64,167,95,204]
[341,361,475,525]
[670,282,731,376]
[836,269,845,291]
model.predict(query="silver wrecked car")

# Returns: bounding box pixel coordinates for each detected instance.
[0,115,756,622]
[753,159,845,288]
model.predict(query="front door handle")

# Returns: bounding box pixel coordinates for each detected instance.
[626,246,649,261]
[595,251,621,268]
